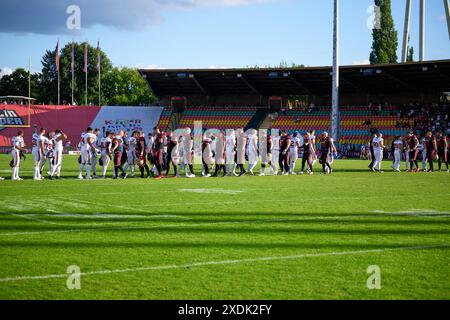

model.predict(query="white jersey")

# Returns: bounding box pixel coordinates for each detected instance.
[290,137,301,152]
[83,133,97,152]
[12,136,24,151]
[53,133,64,152]
[373,137,384,152]
[418,138,426,151]
[127,137,137,152]
[178,138,185,161]
[146,136,155,153]
[393,139,403,150]
[31,133,40,148]
[32,133,45,152]
[100,137,112,153]
[246,134,258,154]
[226,135,235,153]
[44,137,54,153]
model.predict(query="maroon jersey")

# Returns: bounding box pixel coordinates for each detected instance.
[436,136,447,150]
[167,139,177,154]
[153,133,164,152]
[321,136,332,151]
[202,140,209,152]
[424,136,436,150]
[267,135,273,151]
[136,136,146,154]
[280,135,291,150]
[406,135,418,149]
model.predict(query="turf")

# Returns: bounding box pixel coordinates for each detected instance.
[0,154,449,300]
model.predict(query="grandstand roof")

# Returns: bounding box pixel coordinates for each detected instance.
[139,59,450,97]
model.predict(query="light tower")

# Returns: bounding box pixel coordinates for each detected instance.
[402,0,450,62]
[331,0,340,142]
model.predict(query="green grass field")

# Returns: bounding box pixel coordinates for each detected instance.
[0,154,449,300]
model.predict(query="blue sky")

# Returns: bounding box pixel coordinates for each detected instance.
[0,0,449,76]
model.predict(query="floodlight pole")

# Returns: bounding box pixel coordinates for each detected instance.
[419,0,425,61]
[401,0,412,63]
[331,0,340,142]
[444,0,450,40]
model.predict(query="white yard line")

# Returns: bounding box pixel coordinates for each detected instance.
[62,197,163,214]
[66,192,450,209]
[0,211,61,225]
[0,217,301,237]
[0,244,448,283]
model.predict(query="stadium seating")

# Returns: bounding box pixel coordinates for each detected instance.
[156,107,172,130]
[269,106,413,147]
[154,106,415,148]
[177,107,257,130]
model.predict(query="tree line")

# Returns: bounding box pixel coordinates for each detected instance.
[0,42,155,106]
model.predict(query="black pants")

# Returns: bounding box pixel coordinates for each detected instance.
[321,151,331,173]
[114,152,125,177]
[369,148,375,168]
[302,152,312,172]
[438,150,448,170]
[279,152,290,173]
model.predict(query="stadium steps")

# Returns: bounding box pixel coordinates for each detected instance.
[259,113,273,130]
[245,108,269,131]
[167,111,183,131]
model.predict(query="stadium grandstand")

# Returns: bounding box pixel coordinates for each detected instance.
[142,59,450,155]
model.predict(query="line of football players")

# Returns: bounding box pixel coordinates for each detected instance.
[5,126,341,180]
[7,125,67,181]
[368,130,449,173]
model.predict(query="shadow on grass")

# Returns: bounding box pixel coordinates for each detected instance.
[0,240,449,250]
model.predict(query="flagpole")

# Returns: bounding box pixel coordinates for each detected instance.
[98,64,101,106]
[85,42,88,106]
[58,69,60,105]
[71,41,74,105]
[28,57,31,127]
[84,65,87,106]
[57,39,60,105]
[98,41,101,106]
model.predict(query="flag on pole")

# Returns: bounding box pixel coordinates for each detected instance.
[97,41,101,106]
[96,41,101,72]
[83,43,88,73]
[55,41,60,72]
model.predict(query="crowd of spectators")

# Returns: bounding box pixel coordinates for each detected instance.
[396,102,450,137]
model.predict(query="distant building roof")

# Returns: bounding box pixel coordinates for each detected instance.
[139,59,450,98]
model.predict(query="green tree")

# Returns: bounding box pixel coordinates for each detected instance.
[39,50,58,104]
[103,67,155,106]
[369,0,398,64]
[40,42,113,105]
[0,68,40,99]
[407,46,414,62]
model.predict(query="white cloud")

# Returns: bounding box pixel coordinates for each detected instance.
[135,64,166,70]
[0,0,277,35]
[208,65,229,69]
[351,59,370,66]
[0,67,13,77]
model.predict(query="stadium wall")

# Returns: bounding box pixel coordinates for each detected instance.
[158,92,441,108]
[0,105,163,150]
